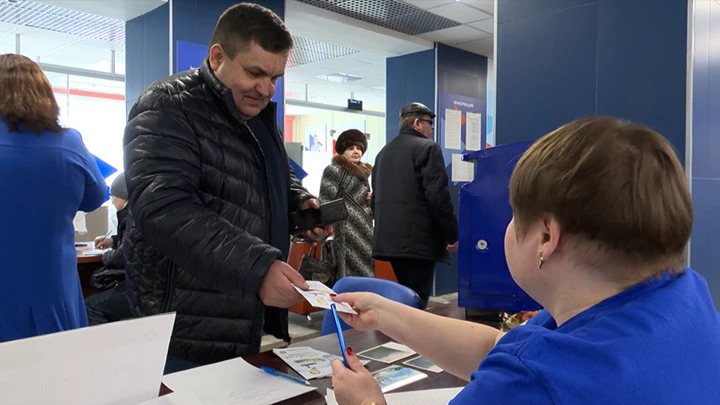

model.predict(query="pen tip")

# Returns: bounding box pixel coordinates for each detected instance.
[305,381,311,386]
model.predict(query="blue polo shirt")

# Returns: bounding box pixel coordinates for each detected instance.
[451,268,720,404]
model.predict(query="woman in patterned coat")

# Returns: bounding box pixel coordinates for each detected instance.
[319,129,375,279]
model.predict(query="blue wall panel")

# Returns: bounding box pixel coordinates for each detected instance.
[596,0,687,163]
[497,0,594,23]
[690,0,720,309]
[385,49,436,144]
[496,3,598,144]
[496,0,687,162]
[125,3,170,115]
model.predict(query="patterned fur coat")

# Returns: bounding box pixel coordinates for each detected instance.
[319,155,375,279]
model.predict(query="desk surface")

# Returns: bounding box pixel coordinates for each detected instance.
[244,302,467,405]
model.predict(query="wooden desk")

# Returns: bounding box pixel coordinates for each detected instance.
[77,252,103,298]
[244,302,467,405]
[159,302,470,402]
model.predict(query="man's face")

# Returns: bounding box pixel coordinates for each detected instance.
[209,42,289,120]
[414,114,434,139]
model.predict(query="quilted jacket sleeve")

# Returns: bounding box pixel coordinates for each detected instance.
[123,89,282,299]
[288,163,314,211]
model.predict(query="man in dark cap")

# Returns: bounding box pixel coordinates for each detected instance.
[371,102,459,308]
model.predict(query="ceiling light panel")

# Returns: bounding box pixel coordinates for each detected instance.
[296,0,461,36]
[0,0,124,43]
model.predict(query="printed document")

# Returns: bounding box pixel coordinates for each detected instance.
[162,357,316,405]
[0,313,175,405]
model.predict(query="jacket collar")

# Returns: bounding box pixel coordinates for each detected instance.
[399,126,427,139]
[200,58,277,126]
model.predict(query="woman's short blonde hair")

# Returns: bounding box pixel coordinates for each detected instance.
[509,117,692,277]
[0,53,61,134]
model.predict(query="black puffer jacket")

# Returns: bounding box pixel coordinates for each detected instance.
[371,127,458,262]
[123,60,312,364]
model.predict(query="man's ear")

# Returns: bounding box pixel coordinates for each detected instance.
[208,44,225,72]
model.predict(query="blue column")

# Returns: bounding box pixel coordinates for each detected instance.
[125,0,286,130]
[385,49,436,144]
[435,44,488,295]
[690,0,720,309]
[495,0,687,164]
[125,4,170,116]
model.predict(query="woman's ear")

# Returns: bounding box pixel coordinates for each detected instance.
[539,215,562,260]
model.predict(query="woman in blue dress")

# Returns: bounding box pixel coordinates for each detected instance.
[329,117,720,405]
[0,54,107,342]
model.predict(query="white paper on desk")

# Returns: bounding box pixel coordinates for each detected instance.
[444,109,462,150]
[293,280,357,314]
[134,392,205,405]
[162,357,316,405]
[81,248,107,256]
[466,112,482,151]
[326,387,463,405]
[0,313,175,405]
[273,346,369,380]
[451,154,475,183]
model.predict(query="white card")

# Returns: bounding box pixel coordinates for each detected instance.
[357,342,416,364]
[293,281,357,314]
[403,356,443,373]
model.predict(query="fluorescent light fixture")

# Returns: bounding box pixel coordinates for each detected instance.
[313,72,363,83]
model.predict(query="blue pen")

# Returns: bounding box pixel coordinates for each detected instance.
[331,303,350,368]
[260,366,311,386]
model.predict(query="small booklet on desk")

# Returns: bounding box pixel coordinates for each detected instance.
[272,346,370,380]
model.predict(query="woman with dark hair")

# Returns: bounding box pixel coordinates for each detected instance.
[0,54,107,342]
[319,129,374,279]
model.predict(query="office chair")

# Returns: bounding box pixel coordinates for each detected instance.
[320,276,421,336]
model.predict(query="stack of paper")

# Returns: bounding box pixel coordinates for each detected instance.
[162,357,316,405]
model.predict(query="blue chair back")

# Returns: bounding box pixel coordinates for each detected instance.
[319,276,421,336]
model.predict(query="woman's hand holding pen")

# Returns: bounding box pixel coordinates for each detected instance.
[331,346,386,405]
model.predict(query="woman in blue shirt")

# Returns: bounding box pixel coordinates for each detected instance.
[330,116,720,404]
[0,54,107,342]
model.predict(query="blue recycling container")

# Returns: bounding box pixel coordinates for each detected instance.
[457,141,542,312]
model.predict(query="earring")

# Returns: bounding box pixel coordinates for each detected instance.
[538,250,544,270]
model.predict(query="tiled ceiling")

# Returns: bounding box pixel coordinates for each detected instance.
[284,0,495,115]
[289,35,360,68]
[295,0,461,36]
[0,0,124,43]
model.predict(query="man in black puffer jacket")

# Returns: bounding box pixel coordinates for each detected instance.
[122,4,329,372]
[371,102,459,309]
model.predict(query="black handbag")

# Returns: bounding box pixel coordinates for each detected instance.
[90,267,126,291]
[298,244,336,286]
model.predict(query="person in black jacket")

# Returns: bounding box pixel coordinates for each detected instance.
[371,102,459,309]
[122,4,330,373]
[85,172,133,325]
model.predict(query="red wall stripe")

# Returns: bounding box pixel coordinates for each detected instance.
[53,87,125,101]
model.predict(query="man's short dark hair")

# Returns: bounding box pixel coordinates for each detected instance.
[210,3,293,58]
